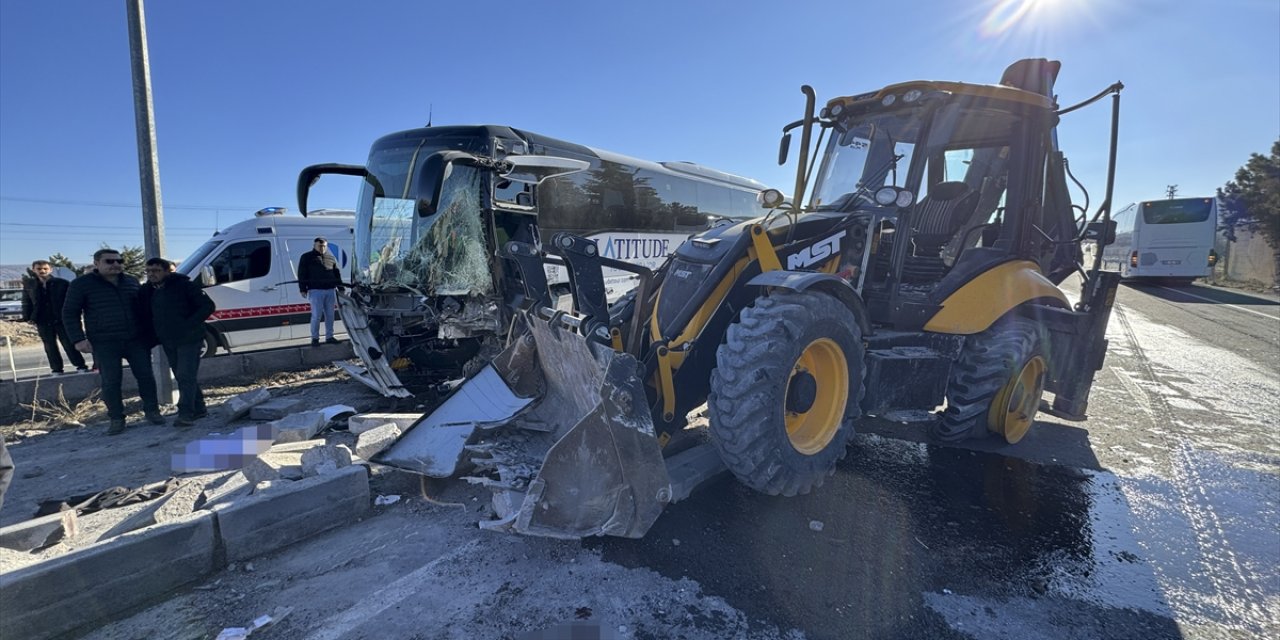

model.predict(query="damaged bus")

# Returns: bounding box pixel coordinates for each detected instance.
[297,124,772,397]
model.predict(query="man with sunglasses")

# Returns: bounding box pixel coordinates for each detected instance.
[63,249,163,435]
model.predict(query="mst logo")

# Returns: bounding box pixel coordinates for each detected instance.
[786,230,847,270]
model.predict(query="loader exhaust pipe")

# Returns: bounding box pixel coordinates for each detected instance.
[792,85,817,214]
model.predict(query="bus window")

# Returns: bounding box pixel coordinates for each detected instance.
[1142,199,1213,224]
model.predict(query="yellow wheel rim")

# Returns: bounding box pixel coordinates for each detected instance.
[784,338,849,455]
[988,355,1046,444]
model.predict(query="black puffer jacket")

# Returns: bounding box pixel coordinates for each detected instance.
[139,273,216,346]
[62,272,143,344]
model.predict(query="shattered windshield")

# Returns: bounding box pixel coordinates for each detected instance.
[355,137,494,296]
[809,108,927,211]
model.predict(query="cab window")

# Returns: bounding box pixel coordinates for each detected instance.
[209,240,272,284]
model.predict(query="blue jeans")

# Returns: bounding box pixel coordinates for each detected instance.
[163,341,205,418]
[94,339,159,420]
[308,288,337,340]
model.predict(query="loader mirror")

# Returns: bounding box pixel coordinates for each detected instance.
[500,155,589,185]
[778,132,792,165]
[1084,220,1117,245]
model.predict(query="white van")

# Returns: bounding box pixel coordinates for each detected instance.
[176,208,354,356]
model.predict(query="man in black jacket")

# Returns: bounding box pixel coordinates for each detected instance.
[140,258,216,426]
[22,260,88,374]
[297,237,343,346]
[63,249,163,435]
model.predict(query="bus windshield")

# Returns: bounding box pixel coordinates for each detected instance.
[1142,199,1214,225]
[356,135,494,296]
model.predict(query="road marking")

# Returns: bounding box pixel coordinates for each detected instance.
[1155,286,1280,320]
[306,539,482,640]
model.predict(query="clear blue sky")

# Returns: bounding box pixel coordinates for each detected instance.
[1,0,1276,267]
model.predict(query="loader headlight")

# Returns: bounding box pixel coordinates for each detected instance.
[758,188,786,209]
[895,190,914,207]
[903,89,923,103]
[829,102,845,117]
[874,187,899,206]
[881,94,896,107]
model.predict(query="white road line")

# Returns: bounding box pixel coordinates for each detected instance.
[1155,286,1280,320]
[306,539,482,640]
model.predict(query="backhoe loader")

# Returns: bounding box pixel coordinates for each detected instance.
[376,58,1126,539]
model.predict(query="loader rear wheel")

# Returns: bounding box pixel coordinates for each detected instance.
[933,318,1046,444]
[708,290,864,497]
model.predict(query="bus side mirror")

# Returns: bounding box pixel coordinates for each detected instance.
[199,266,216,287]
[500,155,589,185]
[415,151,488,217]
[778,133,792,166]
[1084,220,1116,245]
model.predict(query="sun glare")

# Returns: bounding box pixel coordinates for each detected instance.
[980,0,1068,37]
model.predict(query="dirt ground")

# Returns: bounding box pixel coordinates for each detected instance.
[0,365,402,528]
[1,364,808,639]
[0,320,40,347]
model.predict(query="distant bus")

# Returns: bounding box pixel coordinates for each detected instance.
[1092,197,1218,282]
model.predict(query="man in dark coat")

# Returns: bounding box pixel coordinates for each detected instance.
[140,258,216,426]
[21,259,89,374]
[297,236,343,346]
[63,249,163,435]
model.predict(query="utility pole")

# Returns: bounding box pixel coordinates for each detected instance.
[126,0,174,402]
[1166,184,1179,199]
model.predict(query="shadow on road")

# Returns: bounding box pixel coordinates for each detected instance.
[1124,282,1280,306]
[595,423,1182,640]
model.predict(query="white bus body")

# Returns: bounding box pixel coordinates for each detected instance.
[1091,197,1217,281]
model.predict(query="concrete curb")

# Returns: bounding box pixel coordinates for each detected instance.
[0,464,371,639]
[214,464,370,562]
[0,342,353,414]
[0,511,218,640]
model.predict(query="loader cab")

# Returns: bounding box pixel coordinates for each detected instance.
[809,81,1070,329]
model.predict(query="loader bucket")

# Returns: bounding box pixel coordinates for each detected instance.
[423,312,671,539]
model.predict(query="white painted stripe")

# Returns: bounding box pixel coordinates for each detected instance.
[1155,286,1280,320]
[306,539,482,640]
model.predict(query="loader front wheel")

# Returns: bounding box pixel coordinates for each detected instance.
[708,291,864,497]
[933,318,1047,444]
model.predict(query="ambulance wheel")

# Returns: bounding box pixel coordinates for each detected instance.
[202,330,220,358]
[708,290,864,497]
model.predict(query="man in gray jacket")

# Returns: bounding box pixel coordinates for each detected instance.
[63,249,163,435]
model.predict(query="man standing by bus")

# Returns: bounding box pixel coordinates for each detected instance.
[22,259,89,374]
[63,249,163,435]
[297,237,342,346]
[140,258,216,426]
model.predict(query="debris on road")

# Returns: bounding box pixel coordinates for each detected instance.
[354,422,401,460]
[249,398,303,421]
[221,388,271,420]
[374,494,401,506]
[300,444,353,477]
[214,606,293,640]
[809,520,824,532]
[270,411,328,444]
[347,412,421,435]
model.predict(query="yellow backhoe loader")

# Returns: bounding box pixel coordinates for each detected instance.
[376,59,1126,539]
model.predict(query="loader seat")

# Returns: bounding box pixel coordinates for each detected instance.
[903,181,979,283]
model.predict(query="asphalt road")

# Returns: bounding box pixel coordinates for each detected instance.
[54,281,1280,639]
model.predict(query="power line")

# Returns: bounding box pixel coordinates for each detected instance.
[0,196,262,211]
[0,222,215,231]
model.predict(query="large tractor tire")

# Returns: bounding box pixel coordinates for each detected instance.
[933,318,1047,444]
[708,290,865,497]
